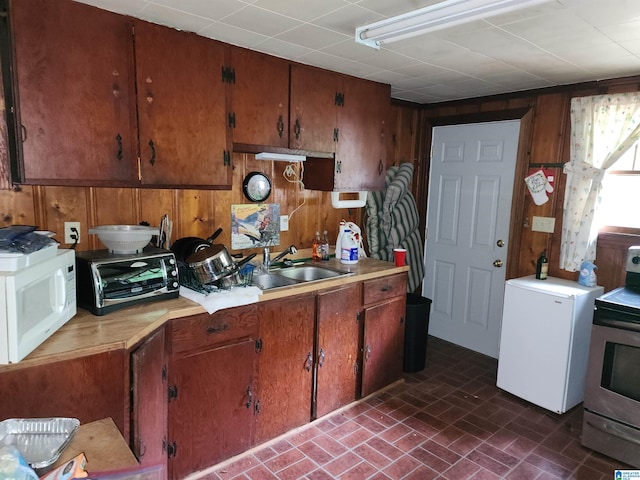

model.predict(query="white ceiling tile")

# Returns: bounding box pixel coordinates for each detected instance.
[72,0,640,103]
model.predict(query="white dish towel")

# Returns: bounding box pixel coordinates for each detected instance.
[179,285,263,314]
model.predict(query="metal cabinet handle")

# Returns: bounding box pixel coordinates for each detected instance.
[245,386,253,409]
[318,348,325,368]
[365,345,371,362]
[116,134,123,160]
[206,323,229,334]
[294,118,301,140]
[305,352,313,371]
[277,115,284,138]
[20,124,27,142]
[378,159,384,174]
[148,139,156,165]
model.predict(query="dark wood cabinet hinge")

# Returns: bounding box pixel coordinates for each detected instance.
[335,92,345,106]
[336,160,342,174]
[255,338,263,352]
[168,385,178,402]
[167,441,177,458]
[333,128,339,142]
[223,150,231,166]
[221,66,236,84]
[228,112,236,128]
[254,399,261,415]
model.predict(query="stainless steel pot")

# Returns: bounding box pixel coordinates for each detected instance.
[171,228,223,263]
[187,244,255,285]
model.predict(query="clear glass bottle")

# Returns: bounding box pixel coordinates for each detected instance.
[312,231,322,262]
[321,230,330,261]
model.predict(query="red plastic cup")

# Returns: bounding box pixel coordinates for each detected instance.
[393,248,407,266]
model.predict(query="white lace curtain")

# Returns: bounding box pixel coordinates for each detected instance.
[560,92,640,271]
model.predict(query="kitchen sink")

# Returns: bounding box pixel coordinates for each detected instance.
[250,263,353,290]
[276,265,348,282]
[251,273,299,290]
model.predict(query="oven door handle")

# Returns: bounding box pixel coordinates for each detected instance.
[595,317,640,333]
[586,418,640,446]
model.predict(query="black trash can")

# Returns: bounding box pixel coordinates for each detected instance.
[403,293,432,373]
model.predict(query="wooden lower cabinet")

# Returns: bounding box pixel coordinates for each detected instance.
[361,274,407,397]
[131,328,167,469]
[255,294,315,444]
[315,283,362,419]
[165,305,259,479]
[167,341,257,479]
[0,351,128,431]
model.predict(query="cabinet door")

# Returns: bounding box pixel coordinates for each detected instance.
[361,296,405,397]
[335,78,389,191]
[229,47,289,148]
[131,328,167,469]
[256,295,315,444]
[289,64,340,152]
[0,351,128,432]
[134,20,230,188]
[315,283,362,419]
[168,341,256,480]
[11,0,138,186]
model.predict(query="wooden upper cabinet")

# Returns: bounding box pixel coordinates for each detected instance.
[228,47,289,149]
[134,20,231,188]
[304,77,390,192]
[10,0,138,186]
[289,64,341,152]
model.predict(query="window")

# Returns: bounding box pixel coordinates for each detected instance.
[598,140,640,231]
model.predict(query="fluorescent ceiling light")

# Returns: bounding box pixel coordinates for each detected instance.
[356,0,552,49]
[255,152,306,162]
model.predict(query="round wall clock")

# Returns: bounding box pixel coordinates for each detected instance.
[242,172,272,202]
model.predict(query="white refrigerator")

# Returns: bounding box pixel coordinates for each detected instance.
[496,275,603,414]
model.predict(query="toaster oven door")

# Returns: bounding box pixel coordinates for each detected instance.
[97,257,170,302]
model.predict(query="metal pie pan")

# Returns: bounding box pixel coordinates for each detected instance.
[0,417,80,470]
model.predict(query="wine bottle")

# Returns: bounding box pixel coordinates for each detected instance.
[535,250,548,280]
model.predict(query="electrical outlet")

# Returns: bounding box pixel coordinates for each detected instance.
[280,215,289,231]
[531,216,555,233]
[64,222,80,244]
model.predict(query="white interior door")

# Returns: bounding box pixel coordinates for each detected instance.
[422,120,520,358]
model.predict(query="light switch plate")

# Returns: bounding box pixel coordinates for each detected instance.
[280,215,289,231]
[531,216,555,233]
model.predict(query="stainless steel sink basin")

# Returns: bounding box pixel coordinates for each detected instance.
[250,263,352,290]
[276,265,348,282]
[251,273,299,290]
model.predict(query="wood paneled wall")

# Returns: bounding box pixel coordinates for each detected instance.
[0,153,362,256]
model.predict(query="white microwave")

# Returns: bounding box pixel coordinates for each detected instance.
[0,249,76,364]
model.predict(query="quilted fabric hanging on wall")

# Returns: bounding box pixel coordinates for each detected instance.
[365,163,424,292]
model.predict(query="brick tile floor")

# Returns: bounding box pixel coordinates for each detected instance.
[203,337,632,479]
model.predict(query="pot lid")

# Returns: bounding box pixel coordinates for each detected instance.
[185,244,227,264]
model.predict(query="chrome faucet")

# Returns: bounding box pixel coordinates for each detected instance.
[263,245,297,270]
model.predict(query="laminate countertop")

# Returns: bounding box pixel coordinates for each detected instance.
[2,257,408,371]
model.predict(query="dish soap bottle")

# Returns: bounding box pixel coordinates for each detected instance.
[535,250,548,280]
[321,230,330,261]
[312,231,322,262]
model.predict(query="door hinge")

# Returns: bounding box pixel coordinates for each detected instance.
[333,128,339,142]
[161,364,167,382]
[336,160,342,174]
[223,150,231,166]
[168,385,178,402]
[255,338,263,353]
[254,399,261,415]
[228,112,236,128]
[167,441,177,458]
[221,66,236,84]
[335,92,344,106]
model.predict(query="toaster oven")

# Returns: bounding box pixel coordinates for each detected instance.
[76,247,179,315]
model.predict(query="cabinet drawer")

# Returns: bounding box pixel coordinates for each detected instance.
[363,274,407,305]
[169,305,258,354]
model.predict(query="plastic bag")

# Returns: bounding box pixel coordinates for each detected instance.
[578,261,597,287]
[0,445,39,480]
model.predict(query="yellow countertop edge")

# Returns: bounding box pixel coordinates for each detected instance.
[1,258,408,371]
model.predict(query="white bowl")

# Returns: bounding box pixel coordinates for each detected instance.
[89,225,158,254]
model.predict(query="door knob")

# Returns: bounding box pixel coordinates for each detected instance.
[493,259,503,267]
[497,239,504,247]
